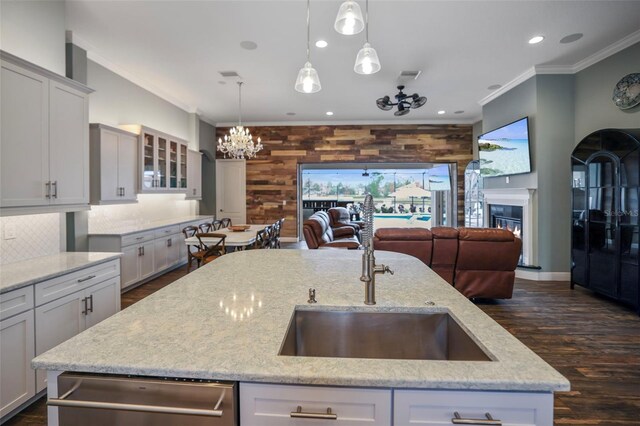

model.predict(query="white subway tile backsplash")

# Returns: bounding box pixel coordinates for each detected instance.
[88,194,197,233]
[0,213,62,265]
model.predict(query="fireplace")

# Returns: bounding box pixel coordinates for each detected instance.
[490,204,523,263]
[482,188,535,267]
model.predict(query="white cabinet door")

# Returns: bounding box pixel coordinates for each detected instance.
[0,310,35,417]
[34,291,84,392]
[120,245,140,290]
[49,80,89,205]
[154,238,169,271]
[118,133,138,201]
[99,129,120,202]
[139,242,155,280]
[187,149,202,199]
[0,61,49,207]
[167,235,181,266]
[216,159,246,224]
[85,277,120,329]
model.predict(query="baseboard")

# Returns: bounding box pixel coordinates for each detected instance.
[516,269,571,281]
[280,237,299,243]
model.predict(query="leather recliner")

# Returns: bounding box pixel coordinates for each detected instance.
[303,211,360,249]
[373,228,432,266]
[327,207,364,241]
[455,228,522,299]
[430,227,460,285]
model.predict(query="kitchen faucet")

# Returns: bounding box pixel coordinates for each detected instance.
[360,194,393,305]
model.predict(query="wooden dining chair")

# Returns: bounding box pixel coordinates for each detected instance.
[220,218,232,228]
[212,219,223,230]
[194,233,227,265]
[182,225,203,271]
[199,222,213,233]
[253,226,271,249]
[275,218,285,249]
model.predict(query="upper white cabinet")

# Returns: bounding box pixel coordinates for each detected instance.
[185,149,202,200]
[0,51,91,214]
[136,126,189,193]
[89,124,138,204]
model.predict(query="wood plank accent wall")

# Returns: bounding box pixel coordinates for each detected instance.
[216,125,473,238]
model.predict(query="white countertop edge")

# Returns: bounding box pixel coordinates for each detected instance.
[1,253,122,294]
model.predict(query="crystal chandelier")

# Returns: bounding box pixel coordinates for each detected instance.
[217,82,263,159]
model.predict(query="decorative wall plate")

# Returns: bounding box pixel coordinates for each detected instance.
[612,72,640,110]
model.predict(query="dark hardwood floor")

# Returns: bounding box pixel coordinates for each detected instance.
[5,253,639,425]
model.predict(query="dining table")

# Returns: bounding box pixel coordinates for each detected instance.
[184,224,269,250]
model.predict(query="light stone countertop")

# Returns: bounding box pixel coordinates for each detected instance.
[32,250,570,392]
[88,215,213,236]
[0,252,122,294]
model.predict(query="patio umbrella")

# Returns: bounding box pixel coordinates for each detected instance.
[391,183,431,214]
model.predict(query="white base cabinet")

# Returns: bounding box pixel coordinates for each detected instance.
[0,258,120,422]
[0,311,35,417]
[240,383,392,426]
[239,384,555,426]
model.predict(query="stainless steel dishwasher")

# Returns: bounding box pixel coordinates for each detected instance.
[49,373,237,426]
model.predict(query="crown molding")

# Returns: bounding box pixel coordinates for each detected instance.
[67,32,195,114]
[215,118,476,127]
[478,67,536,106]
[478,29,640,107]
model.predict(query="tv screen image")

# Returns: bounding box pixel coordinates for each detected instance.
[477,117,532,178]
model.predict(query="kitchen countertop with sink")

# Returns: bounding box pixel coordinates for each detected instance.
[0,252,122,293]
[32,249,570,392]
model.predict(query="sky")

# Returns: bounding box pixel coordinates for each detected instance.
[302,166,451,190]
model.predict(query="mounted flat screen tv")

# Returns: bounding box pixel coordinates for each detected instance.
[477,117,532,178]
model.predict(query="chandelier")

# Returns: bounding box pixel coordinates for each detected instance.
[376,85,427,116]
[217,82,263,159]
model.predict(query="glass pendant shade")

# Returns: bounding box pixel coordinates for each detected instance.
[354,43,381,75]
[295,62,321,94]
[334,1,364,35]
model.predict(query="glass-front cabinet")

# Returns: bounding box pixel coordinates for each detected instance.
[138,126,189,193]
[571,129,640,312]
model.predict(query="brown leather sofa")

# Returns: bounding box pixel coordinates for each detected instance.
[373,227,521,299]
[328,207,365,233]
[303,211,360,249]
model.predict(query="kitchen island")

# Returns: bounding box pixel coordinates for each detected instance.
[33,249,569,425]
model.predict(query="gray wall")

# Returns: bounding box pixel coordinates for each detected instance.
[87,60,191,141]
[0,0,66,74]
[574,42,640,143]
[471,121,482,160]
[535,75,575,273]
[199,119,217,216]
[481,77,538,191]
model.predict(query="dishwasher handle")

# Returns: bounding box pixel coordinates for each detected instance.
[48,398,223,417]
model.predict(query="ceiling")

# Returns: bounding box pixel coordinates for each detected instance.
[65,0,640,125]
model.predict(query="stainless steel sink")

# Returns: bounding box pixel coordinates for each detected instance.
[279,309,492,361]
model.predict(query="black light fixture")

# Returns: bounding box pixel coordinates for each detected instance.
[362,166,370,177]
[376,85,427,116]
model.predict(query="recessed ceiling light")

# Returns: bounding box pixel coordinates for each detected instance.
[528,35,545,44]
[240,41,258,50]
[315,40,328,48]
[560,33,583,44]
[437,110,446,115]
[326,111,334,116]
[454,110,464,114]
[286,112,296,116]
[487,84,502,90]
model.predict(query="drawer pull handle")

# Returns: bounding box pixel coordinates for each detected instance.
[291,406,337,420]
[77,275,96,283]
[452,412,502,425]
[136,237,144,240]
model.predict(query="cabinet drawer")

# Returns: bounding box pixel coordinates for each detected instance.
[121,231,155,247]
[0,286,34,320]
[240,383,392,426]
[394,389,553,426]
[35,260,120,307]
[154,225,181,238]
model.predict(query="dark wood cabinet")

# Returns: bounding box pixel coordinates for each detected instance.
[571,129,640,312]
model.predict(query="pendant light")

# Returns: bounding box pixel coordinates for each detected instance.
[354,0,381,75]
[217,82,263,159]
[295,0,321,94]
[334,0,364,35]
